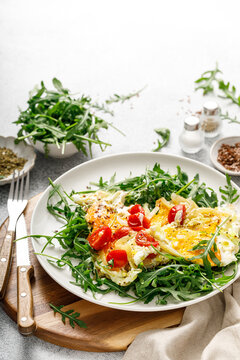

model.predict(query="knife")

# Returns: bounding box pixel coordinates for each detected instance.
[16,213,36,335]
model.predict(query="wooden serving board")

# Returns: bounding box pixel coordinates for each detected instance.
[0,193,184,352]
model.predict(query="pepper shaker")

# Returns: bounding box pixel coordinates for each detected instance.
[179,116,204,154]
[200,101,222,138]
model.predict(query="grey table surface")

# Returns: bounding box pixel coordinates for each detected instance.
[1,0,240,359]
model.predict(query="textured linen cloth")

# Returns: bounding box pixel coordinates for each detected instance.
[123,278,240,360]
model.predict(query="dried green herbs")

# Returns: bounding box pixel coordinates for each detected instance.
[0,147,26,178]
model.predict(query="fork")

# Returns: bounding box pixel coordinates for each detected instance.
[0,171,29,300]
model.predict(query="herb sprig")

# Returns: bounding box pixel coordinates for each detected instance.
[15,78,142,157]
[49,303,87,329]
[152,128,170,152]
[195,63,222,95]
[195,64,240,115]
[220,174,240,205]
[105,86,146,104]
[220,111,240,125]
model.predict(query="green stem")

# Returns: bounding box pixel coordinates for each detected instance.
[176,178,195,195]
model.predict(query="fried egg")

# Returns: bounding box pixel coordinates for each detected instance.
[151,194,240,266]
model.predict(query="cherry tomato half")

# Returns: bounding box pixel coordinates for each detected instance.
[142,216,151,229]
[135,230,159,247]
[88,226,112,250]
[128,213,151,231]
[128,204,145,215]
[113,226,131,240]
[106,250,128,268]
[168,204,186,225]
[128,213,144,227]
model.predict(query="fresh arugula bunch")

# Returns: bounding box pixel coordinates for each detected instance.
[14,78,142,157]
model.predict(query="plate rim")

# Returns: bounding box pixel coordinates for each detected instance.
[31,151,240,312]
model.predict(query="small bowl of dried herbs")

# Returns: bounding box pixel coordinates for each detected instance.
[0,136,36,185]
[210,136,240,176]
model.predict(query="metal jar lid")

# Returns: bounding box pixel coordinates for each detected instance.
[184,116,200,131]
[203,101,220,116]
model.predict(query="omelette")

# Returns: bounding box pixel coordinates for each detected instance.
[72,190,240,286]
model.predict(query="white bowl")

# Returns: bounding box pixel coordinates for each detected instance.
[0,136,36,185]
[210,136,240,176]
[28,139,79,158]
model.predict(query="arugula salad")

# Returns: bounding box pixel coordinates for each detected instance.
[37,164,240,306]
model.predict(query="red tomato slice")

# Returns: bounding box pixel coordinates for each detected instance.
[113,226,131,240]
[128,204,145,215]
[135,231,158,247]
[88,226,112,250]
[128,213,144,227]
[142,216,151,229]
[106,250,128,268]
[128,213,150,231]
[168,204,186,225]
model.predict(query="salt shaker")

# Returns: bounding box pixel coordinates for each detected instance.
[179,116,204,154]
[200,101,222,138]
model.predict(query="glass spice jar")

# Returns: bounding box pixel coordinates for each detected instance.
[200,101,222,138]
[179,116,204,154]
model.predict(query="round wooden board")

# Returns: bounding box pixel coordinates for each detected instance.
[0,193,184,352]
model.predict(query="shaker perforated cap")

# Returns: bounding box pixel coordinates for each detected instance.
[184,116,200,131]
[203,101,220,116]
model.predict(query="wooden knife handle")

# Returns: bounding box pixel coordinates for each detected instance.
[0,230,15,300]
[17,265,36,335]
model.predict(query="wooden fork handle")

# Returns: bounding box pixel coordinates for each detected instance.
[17,265,36,335]
[0,230,15,300]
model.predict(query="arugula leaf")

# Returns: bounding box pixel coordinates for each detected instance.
[152,128,170,152]
[220,174,240,205]
[105,86,145,104]
[218,80,240,106]
[195,63,222,95]
[49,303,87,329]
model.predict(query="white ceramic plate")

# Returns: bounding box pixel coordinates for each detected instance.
[31,152,240,312]
[0,136,36,186]
[210,136,240,176]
